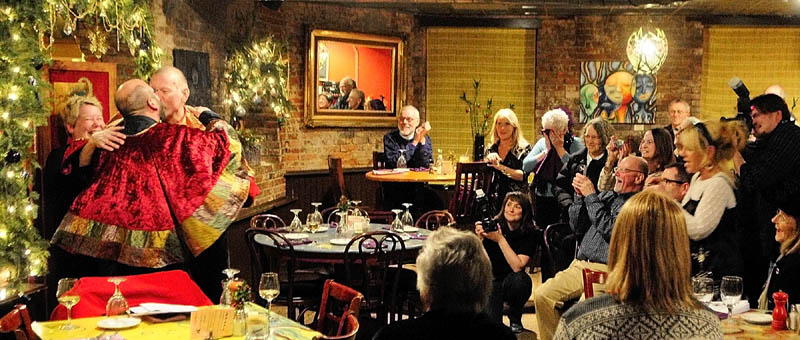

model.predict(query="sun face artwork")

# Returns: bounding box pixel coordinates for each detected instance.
[579,61,656,124]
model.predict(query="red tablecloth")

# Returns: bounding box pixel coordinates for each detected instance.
[50,270,213,320]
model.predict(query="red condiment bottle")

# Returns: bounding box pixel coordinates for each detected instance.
[773,291,789,330]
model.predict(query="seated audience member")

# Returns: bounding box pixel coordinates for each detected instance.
[475,192,538,333]
[317,94,333,109]
[553,118,614,216]
[534,156,648,340]
[676,120,745,284]
[484,108,532,213]
[383,105,432,169]
[622,134,640,157]
[652,162,690,202]
[347,88,365,110]
[758,205,800,310]
[599,128,673,191]
[332,76,355,109]
[523,108,584,227]
[50,79,251,299]
[372,227,515,340]
[553,190,722,340]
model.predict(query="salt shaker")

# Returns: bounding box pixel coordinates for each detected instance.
[790,304,798,331]
[773,291,788,330]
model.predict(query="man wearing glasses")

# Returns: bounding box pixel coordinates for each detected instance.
[654,162,690,202]
[534,156,647,340]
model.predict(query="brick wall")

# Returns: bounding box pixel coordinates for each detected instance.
[535,15,704,137]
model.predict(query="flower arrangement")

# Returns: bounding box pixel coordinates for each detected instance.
[337,195,352,213]
[229,280,252,310]
[459,79,494,138]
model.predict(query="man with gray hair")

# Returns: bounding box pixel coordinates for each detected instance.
[149,66,213,129]
[664,98,691,141]
[332,76,356,109]
[373,227,515,340]
[347,88,365,110]
[51,79,251,299]
[535,156,648,340]
[383,105,432,169]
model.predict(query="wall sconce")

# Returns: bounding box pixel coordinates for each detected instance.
[626,27,668,74]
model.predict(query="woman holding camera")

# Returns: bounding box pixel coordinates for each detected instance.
[484,108,532,214]
[475,191,538,333]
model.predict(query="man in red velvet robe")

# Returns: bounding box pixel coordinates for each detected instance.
[51,79,251,298]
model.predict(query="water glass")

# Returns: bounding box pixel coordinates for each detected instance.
[105,277,128,317]
[691,276,714,303]
[721,276,743,321]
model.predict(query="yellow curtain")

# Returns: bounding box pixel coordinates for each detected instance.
[426,27,536,159]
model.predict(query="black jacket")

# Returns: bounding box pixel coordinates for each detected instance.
[552,147,608,214]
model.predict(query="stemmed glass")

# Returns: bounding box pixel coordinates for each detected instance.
[57,278,81,330]
[390,209,404,232]
[400,203,414,230]
[721,276,743,323]
[259,273,280,321]
[396,150,407,169]
[306,203,323,233]
[289,209,303,232]
[691,276,714,304]
[220,268,241,306]
[105,277,128,317]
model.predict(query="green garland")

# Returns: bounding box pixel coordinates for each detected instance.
[224,37,295,127]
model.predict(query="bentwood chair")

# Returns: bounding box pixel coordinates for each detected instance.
[0,304,34,340]
[542,222,578,282]
[313,313,359,340]
[343,231,406,325]
[250,214,286,230]
[582,268,608,299]
[361,209,395,225]
[448,162,494,226]
[415,210,455,230]
[246,228,325,320]
[302,279,363,337]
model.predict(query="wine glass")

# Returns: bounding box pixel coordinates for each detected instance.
[289,209,303,232]
[400,203,414,230]
[57,278,81,330]
[220,268,240,306]
[397,150,407,169]
[306,203,323,233]
[105,277,128,317]
[259,273,280,321]
[691,276,714,304]
[391,209,404,232]
[721,276,743,322]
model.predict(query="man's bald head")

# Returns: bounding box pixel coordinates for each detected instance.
[150,66,190,122]
[116,79,163,121]
[765,84,786,99]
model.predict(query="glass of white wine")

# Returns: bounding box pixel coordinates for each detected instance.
[307,203,322,233]
[57,278,81,330]
[259,272,280,321]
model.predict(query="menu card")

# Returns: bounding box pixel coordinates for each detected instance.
[189,307,234,340]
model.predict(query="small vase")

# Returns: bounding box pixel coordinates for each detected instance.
[473,134,485,161]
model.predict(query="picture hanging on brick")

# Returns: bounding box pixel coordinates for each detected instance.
[579,61,657,124]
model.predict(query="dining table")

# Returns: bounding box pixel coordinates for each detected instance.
[254,223,430,263]
[365,168,455,185]
[723,311,800,339]
[32,303,321,340]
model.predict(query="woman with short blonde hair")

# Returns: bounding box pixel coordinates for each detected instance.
[553,191,721,340]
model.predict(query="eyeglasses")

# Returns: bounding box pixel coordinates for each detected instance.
[662,177,686,185]
[541,129,551,135]
[613,167,643,175]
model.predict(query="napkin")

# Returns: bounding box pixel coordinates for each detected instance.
[707,300,750,319]
[410,234,428,240]
[411,167,429,172]
[288,238,313,246]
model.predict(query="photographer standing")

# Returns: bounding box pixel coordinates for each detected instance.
[474,191,538,333]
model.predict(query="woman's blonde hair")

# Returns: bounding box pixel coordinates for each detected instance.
[416,227,492,313]
[605,190,698,312]
[490,108,529,149]
[778,210,800,255]
[62,95,102,127]
[676,120,746,177]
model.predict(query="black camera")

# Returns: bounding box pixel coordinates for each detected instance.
[724,77,754,133]
[475,189,500,233]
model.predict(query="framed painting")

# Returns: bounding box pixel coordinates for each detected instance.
[579,61,656,124]
[173,49,211,107]
[36,60,118,167]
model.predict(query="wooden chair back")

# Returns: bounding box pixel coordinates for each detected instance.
[372,151,386,170]
[313,313,359,340]
[362,209,395,225]
[315,280,363,337]
[0,304,34,340]
[343,231,406,324]
[542,222,578,281]
[415,210,455,230]
[328,157,348,201]
[245,228,318,320]
[582,268,608,299]
[250,214,286,230]
[448,162,494,225]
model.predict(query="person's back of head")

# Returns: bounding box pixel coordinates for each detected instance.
[606,190,696,312]
[416,227,492,314]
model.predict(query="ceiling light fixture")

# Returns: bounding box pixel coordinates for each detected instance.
[626,26,668,74]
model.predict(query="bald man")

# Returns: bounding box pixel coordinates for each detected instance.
[150,66,212,129]
[51,79,251,298]
[332,76,356,109]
